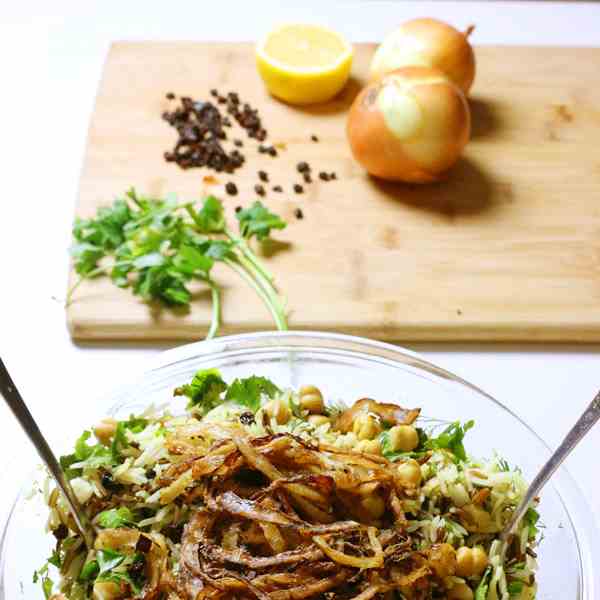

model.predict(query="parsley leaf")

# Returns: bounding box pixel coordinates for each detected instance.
[173,244,214,276]
[79,560,100,582]
[98,506,137,529]
[475,566,492,600]
[174,368,228,413]
[47,550,62,568]
[187,196,226,233]
[225,375,280,412]
[524,506,540,539]
[33,562,55,599]
[97,549,126,574]
[60,430,113,478]
[508,581,524,596]
[236,201,287,241]
[41,576,54,600]
[122,415,148,433]
[424,420,474,462]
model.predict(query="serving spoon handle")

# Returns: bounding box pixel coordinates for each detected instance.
[0,357,96,548]
[500,389,600,541]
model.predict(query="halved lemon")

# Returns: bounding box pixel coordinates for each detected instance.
[256,24,354,105]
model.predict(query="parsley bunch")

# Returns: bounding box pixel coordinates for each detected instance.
[174,367,280,415]
[69,189,288,338]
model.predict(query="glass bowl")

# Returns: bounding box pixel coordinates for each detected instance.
[1,331,597,599]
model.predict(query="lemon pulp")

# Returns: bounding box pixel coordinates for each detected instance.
[256,24,353,105]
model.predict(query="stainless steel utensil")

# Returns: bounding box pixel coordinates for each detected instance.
[500,389,600,541]
[0,357,96,547]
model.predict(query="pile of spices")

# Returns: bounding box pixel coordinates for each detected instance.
[226,94,268,141]
[163,91,270,173]
[162,95,245,172]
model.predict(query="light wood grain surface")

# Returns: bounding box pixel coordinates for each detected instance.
[68,42,600,342]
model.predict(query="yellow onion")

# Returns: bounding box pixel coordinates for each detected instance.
[346,66,470,183]
[369,18,476,95]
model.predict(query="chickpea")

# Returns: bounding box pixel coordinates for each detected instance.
[456,546,488,577]
[448,583,474,600]
[353,413,382,440]
[388,424,419,452]
[395,459,422,487]
[361,494,386,519]
[471,547,488,575]
[456,547,474,577]
[428,543,456,578]
[307,414,330,427]
[92,581,122,600]
[299,385,325,414]
[94,418,117,446]
[264,398,290,425]
[356,439,381,455]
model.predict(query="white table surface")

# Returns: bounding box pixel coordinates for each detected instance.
[0,0,599,537]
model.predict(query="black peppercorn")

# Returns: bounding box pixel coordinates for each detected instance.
[294,208,304,220]
[258,170,269,182]
[225,182,238,195]
[254,184,266,196]
[294,184,304,194]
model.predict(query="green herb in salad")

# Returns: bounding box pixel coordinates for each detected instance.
[69,190,288,339]
[174,369,279,415]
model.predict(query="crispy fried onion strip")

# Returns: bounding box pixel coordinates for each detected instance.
[313,527,384,569]
[218,491,360,535]
[183,511,325,570]
[269,570,350,600]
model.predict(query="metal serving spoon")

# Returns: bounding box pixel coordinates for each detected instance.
[500,389,600,541]
[0,357,96,548]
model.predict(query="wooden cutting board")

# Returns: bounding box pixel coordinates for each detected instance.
[68,42,600,342]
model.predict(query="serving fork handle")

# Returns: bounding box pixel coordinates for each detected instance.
[500,389,600,540]
[0,357,96,548]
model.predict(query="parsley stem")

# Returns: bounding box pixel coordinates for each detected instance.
[224,258,287,330]
[234,253,288,330]
[225,229,276,285]
[206,281,221,340]
[66,266,110,305]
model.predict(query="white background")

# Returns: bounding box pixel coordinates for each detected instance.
[0,0,599,537]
